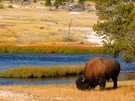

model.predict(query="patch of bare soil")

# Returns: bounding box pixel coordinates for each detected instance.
[0,90,40,101]
[0,90,74,101]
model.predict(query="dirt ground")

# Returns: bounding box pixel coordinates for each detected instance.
[0,80,135,101]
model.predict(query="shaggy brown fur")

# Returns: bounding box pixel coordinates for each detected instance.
[76,57,120,90]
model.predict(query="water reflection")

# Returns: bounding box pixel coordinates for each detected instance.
[0,76,76,85]
[0,73,135,85]
[0,53,135,71]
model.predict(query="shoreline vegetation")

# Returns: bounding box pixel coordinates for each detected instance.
[0,65,84,78]
[0,45,104,54]
[0,65,135,78]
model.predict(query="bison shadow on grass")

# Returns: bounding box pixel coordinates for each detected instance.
[76,57,120,90]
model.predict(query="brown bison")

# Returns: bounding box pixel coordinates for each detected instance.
[76,57,120,90]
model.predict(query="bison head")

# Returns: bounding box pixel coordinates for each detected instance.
[76,75,90,90]
[76,75,97,90]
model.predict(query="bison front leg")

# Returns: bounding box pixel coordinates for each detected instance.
[98,78,106,90]
[112,77,118,89]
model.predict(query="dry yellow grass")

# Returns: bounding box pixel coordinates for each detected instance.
[0,2,98,46]
[0,80,135,101]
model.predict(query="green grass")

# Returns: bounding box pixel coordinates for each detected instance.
[0,65,84,78]
[0,46,104,54]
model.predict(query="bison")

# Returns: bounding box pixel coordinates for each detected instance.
[76,57,120,90]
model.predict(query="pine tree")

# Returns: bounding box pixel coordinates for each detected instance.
[93,0,135,62]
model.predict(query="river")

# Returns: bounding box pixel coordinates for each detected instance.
[0,53,135,85]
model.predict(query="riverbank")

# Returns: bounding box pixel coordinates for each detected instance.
[0,65,135,79]
[0,45,103,54]
[0,80,135,101]
[0,65,135,86]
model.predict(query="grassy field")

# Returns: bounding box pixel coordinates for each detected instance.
[0,80,135,101]
[0,1,103,54]
[0,1,98,47]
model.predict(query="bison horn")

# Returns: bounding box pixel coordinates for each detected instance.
[81,75,85,82]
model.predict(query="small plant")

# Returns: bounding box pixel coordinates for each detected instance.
[33,0,37,3]
[64,19,74,41]
[80,41,84,44]
[8,5,14,8]
[39,26,44,29]
[0,4,4,9]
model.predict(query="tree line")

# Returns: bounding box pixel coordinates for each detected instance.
[0,0,93,9]
[0,0,90,6]
[93,0,135,62]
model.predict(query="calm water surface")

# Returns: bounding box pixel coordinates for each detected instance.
[0,53,135,85]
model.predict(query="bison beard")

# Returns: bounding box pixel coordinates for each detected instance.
[76,57,120,90]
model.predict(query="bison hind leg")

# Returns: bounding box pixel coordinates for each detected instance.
[98,78,106,90]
